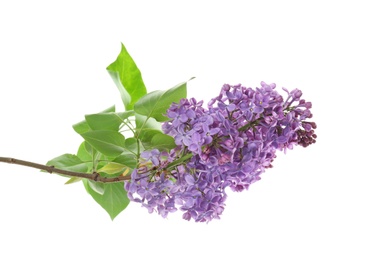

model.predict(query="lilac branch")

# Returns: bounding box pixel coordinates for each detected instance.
[0,157,130,183]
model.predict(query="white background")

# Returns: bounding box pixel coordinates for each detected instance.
[0,0,380,259]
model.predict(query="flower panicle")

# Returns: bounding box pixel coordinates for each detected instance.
[125,82,317,222]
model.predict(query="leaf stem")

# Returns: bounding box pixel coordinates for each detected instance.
[119,118,136,135]
[135,116,149,140]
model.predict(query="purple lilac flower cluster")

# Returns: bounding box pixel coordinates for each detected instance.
[125,82,317,222]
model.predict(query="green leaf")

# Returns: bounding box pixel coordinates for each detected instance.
[135,113,162,131]
[138,129,161,147]
[113,153,137,169]
[46,154,88,173]
[81,130,126,157]
[85,111,134,132]
[76,142,92,163]
[150,132,176,150]
[134,80,188,122]
[98,162,129,175]
[75,141,94,172]
[72,120,91,135]
[65,177,82,185]
[107,43,147,110]
[107,71,131,111]
[88,180,105,195]
[73,106,115,134]
[125,137,139,154]
[134,113,166,150]
[138,129,175,151]
[78,141,112,175]
[84,141,96,158]
[83,180,129,220]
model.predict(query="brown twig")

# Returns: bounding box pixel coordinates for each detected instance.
[0,157,130,183]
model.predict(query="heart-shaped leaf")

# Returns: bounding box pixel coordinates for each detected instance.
[134,80,188,122]
[85,111,134,132]
[73,106,115,134]
[46,154,88,173]
[81,130,126,157]
[83,180,129,220]
[107,43,147,110]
